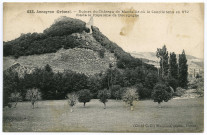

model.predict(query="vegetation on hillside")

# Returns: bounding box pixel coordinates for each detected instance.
[3,17,89,58]
[3,17,198,108]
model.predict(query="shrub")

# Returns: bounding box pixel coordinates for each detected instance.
[188,78,198,89]
[173,87,186,97]
[78,89,92,107]
[98,49,105,58]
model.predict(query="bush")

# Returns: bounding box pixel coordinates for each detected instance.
[78,89,92,107]
[188,78,198,89]
[98,49,105,58]
[151,83,172,105]
[173,87,186,97]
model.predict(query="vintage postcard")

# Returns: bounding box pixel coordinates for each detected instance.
[2,2,204,132]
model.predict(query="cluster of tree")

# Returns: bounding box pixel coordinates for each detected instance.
[3,34,94,58]
[43,16,89,37]
[3,62,159,107]
[156,45,188,89]
[145,45,189,106]
[3,17,90,58]
[67,88,139,112]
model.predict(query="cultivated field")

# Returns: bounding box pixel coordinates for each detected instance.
[3,98,204,132]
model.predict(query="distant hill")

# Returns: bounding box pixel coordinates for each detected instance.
[129,51,204,76]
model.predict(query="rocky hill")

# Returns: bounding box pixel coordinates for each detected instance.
[4,48,116,75]
[4,63,36,78]
[4,16,155,76]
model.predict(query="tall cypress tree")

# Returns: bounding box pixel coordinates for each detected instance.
[178,50,188,88]
[156,45,169,78]
[169,52,178,79]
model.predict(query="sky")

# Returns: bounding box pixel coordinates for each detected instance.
[3,3,204,58]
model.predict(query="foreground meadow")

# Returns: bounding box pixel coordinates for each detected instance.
[3,98,203,132]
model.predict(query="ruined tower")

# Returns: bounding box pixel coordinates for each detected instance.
[86,17,93,34]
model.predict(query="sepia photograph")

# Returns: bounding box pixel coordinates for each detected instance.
[2,2,205,133]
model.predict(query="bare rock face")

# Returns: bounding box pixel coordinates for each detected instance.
[6,63,35,78]
[71,31,103,51]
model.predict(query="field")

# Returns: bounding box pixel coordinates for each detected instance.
[3,98,204,132]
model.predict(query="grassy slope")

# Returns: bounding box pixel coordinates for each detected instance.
[3,98,203,132]
[3,48,116,75]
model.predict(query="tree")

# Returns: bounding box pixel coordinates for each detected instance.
[136,83,150,99]
[53,72,65,99]
[44,64,53,72]
[169,52,178,79]
[151,83,172,107]
[111,85,124,100]
[98,89,111,109]
[9,92,22,108]
[78,89,92,107]
[156,45,169,78]
[196,78,204,97]
[122,87,139,111]
[3,70,21,107]
[87,75,102,98]
[144,72,158,89]
[178,50,188,88]
[25,88,41,109]
[66,93,77,112]
[165,77,178,91]
[40,64,54,100]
